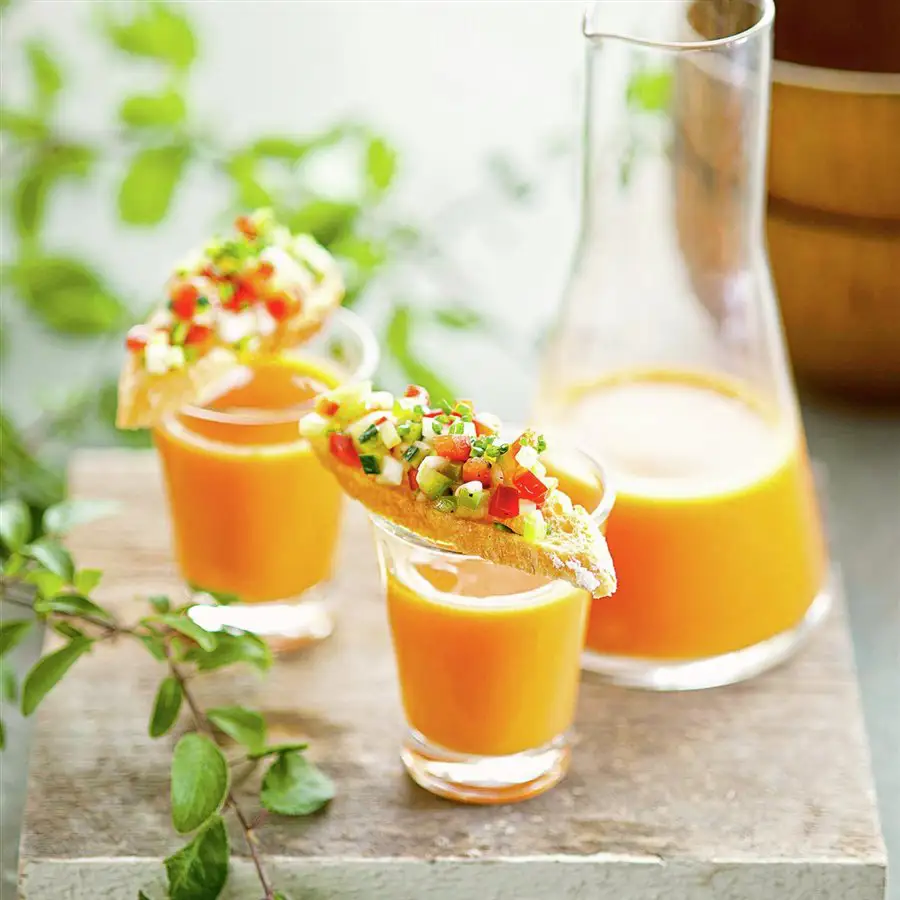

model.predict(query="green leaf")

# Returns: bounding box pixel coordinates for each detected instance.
[224,151,273,209]
[0,718,5,750]
[9,256,126,335]
[486,154,532,202]
[185,630,272,673]
[261,750,334,816]
[626,69,672,112]
[170,733,229,833]
[0,620,32,657]
[0,498,32,550]
[21,636,92,715]
[138,631,168,661]
[206,706,266,751]
[26,41,63,111]
[102,2,197,71]
[2,553,25,576]
[273,894,292,900]
[192,589,240,606]
[246,741,308,761]
[118,145,189,225]
[148,595,171,614]
[43,499,118,535]
[149,676,183,738]
[164,815,229,900]
[156,613,217,652]
[433,307,486,331]
[250,136,310,161]
[287,199,359,247]
[0,107,47,140]
[119,89,186,128]
[34,593,112,621]
[138,892,151,900]
[74,568,103,594]
[25,540,74,581]
[385,306,456,405]
[14,166,49,243]
[45,143,96,178]
[366,136,397,192]
[51,621,85,641]
[0,662,17,702]
[25,569,64,599]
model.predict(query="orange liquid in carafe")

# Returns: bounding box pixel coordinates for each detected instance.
[561,371,827,660]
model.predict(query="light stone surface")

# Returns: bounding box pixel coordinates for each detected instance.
[13,451,888,899]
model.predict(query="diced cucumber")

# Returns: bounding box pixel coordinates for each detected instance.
[455,481,485,511]
[397,421,423,442]
[360,455,381,475]
[378,420,401,449]
[402,441,431,465]
[376,455,404,486]
[299,412,331,440]
[358,423,379,444]
[522,510,547,544]
[417,467,452,499]
[443,462,463,481]
[433,496,457,513]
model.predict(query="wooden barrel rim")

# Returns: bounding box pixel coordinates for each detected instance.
[773,60,900,95]
[768,196,900,235]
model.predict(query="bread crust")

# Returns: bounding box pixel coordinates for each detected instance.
[313,444,617,598]
[115,270,342,430]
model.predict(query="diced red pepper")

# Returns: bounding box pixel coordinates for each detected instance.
[125,324,151,352]
[265,293,291,321]
[374,416,388,426]
[433,435,472,462]
[256,260,275,280]
[408,467,419,491]
[316,397,340,417]
[184,324,213,346]
[462,458,492,489]
[201,264,219,280]
[169,283,199,320]
[474,419,497,437]
[404,385,430,404]
[489,485,520,519]
[422,409,442,418]
[515,470,549,506]
[329,432,361,468]
[235,215,257,239]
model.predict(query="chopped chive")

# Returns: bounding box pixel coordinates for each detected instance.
[413,405,425,417]
[449,421,465,435]
[537,435,547,453]
[359,455,381,475]
[433,422,443,434]
[471,445,485,457]
[359,424,379,443]
[438,400,453,414]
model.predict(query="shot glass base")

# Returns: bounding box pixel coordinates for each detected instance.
[581,584,833,691]
[401,730,570,805]
[187,588,335,655]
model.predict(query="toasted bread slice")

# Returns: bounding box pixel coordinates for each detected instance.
[301,382,616,598]
[116,210,343,430]
[313,446,616,597]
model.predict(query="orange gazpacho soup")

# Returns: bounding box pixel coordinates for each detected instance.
[155,356,342,603]
[386,559,588,758]
[561,370,827,660]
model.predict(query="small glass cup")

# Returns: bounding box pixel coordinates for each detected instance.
[154,308,378,653]
[371,451,614,804]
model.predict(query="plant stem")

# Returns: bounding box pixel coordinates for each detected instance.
[168,658,275,900]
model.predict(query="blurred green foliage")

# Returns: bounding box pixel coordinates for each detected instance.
[0,0,514,534]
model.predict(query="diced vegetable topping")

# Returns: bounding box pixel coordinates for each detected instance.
[125,208,336,373]
[305,383,565,543]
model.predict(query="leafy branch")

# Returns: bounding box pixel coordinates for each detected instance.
[1,497,328,900]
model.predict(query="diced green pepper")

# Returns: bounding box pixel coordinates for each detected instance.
[360,455,381,475]
[402,442,430,465]
[522,510,547,544]
[443,462,463,481]
[456,486,484,511]
[433,496,457,513]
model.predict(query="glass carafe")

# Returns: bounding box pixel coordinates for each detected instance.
[534,0,831,690]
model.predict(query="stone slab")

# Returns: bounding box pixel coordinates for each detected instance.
[17,451,887,899]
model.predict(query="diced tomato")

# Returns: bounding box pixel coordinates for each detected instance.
[316,397,340,417]
[227,277,257,310]
[462,458,492,489]
[169,283,199,320]
[235,215,257,239]
[374,416,388,426]
[432,435,472,462]
[329,433,361,468]
[474,419,497,437]
[408,467,419,491]
[265,294,291,321]
[201,264,219,280]
[422,409,442,418]
[489,485,520,519]
[515,470,549,506]
[184,324,213,346]
[257,260,275,280]
[125,325,151,352]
